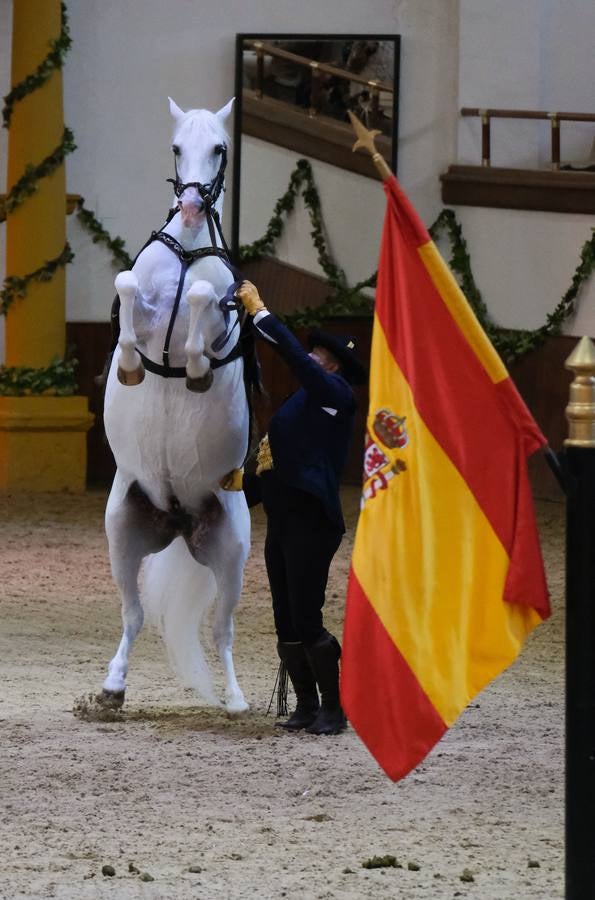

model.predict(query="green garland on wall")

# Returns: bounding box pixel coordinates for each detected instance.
[1,0,592,393]
[239,158,377,328]
[239,158,595,362]
[75,199,134,270]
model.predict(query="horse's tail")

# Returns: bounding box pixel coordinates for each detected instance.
[141,538,221,705]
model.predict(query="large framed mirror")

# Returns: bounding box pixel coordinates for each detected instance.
[231,33,400,261]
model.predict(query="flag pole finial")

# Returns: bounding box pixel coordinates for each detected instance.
[348,111,393,182]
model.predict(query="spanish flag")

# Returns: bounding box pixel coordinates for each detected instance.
[341,176,550,781]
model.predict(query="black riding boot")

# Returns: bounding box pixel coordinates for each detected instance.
[304,631,347,735]
[276,641,320,731]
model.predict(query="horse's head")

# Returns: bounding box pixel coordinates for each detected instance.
[168,97,234,232]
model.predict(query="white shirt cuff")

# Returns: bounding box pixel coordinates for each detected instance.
[253,309,277,343]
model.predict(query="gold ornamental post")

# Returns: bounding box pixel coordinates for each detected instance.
[0,0,93,492]
[563,334,595,900]
[564,335,595,448]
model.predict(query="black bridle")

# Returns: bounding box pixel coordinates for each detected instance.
[166,144,229,254]
[131,143,244,379]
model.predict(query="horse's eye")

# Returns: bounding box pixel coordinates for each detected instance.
[172,144,180,156]
[214,144,225,156]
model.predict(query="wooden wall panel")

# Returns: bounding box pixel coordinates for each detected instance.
[66,322,115,486]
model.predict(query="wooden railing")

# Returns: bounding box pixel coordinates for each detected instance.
[247,40,393,127]
[461,107,595,170]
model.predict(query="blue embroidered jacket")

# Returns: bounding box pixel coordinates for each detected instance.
[255,313,355,531]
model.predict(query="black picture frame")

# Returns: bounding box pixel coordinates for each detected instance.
[231,33,401,261]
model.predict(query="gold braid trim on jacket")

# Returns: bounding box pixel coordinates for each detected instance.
[255,434,273,475]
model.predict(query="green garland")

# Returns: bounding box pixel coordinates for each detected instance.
[239,158,376,328]
[2,3,71,129]
[0,127,76,223]
[239,159,595,362]
[0,356,78,396]
[240,159,348,293]
[0,243,74,315]
[76,199,133,269]
[2,0,593,395]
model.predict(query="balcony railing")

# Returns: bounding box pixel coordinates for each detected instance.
[247,39,394,128]
[461,107,595,170]
[441,107,595,214]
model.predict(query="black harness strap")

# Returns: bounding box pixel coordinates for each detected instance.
[137,339,243,379]
[150,231,232,266]
[162,258,189,371]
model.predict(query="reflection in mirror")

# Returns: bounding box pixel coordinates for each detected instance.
[232,34,400,274]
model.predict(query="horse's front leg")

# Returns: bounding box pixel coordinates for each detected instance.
[102,474,169,705]
[115,271,145,386]
[185,280,217,393]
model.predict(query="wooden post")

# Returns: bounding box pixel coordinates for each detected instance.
[550,114,561,170]
[309,62,321,117]
[564,336,595,900]
[370,83,380,128]
[253,42,264,99]
[480,110,491,167]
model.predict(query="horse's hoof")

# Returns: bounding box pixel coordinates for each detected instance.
[186,368,213,393]
[117,363,145,386]
[98,689,126,709]
[225,697,249,715]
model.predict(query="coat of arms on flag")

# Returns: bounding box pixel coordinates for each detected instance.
[362,409,408,503]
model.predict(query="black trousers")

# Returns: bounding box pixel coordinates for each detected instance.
[261,473,343,645]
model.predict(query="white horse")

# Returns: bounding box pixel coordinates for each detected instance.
[101,97,251,713]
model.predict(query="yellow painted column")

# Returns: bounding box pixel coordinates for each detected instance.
[6,0,65,366]
[1,0,94,491]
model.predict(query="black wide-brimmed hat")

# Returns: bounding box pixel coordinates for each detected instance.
[307,329,368,385]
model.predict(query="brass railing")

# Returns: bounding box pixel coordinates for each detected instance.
[461,107,595,170]
[247,40,393,126]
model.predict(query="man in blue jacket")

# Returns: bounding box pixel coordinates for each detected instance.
[236,280,367,736]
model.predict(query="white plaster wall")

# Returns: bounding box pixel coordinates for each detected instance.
[452,207,595,333]
[0,0,458,329]
[458,0,595,169]
[1,0,593,345]
[239,138,385,293]
[238,0,460,293]
[62,0,458,322]
[456,0,595,337]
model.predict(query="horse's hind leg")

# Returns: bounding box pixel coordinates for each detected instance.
[102,474,168,704]
[208,491,251,713]
[115,271,144,385]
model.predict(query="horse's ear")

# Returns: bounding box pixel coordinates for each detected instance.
[168,97,186,122]
[215,97,235,122]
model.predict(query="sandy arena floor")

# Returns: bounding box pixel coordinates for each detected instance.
[0,487,564,900]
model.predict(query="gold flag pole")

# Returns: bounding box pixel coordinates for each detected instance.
[347,111,393,182]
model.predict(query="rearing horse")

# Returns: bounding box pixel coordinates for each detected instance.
[101,97,250,713]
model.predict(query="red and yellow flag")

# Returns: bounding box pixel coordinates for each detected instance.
[341,176,550,782]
